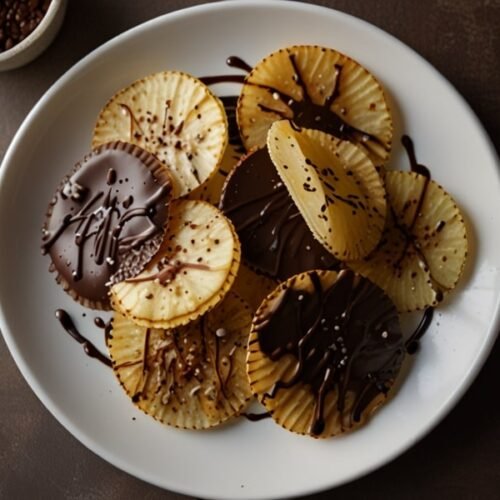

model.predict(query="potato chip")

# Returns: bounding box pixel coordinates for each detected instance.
[238,45,392,168]
[110,200,241,328]
[349,171,468,311]
[108,292,253,429]
[93,71,228,197]
[247,269,404,438]
[232,263,277,312]
[267,120,386,260]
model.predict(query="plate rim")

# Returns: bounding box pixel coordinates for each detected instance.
[0,1,499,498]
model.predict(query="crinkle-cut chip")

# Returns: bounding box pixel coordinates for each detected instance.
[232,263,278,312]
[187,143,242,205]
[247,269,403,438]
[108,292,253,429]
[267,121,386,260]
[238,45,392,167]
[92,71,228,197]
[110,200,241,328]
[349,171,468,312]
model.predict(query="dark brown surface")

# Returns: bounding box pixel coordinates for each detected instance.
[0,0,499,498]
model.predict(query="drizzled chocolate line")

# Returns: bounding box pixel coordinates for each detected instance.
[125,261,210,286]
[213,331,228,399]
[406,308,434,354]
[199,56,252,85]
[255,270,404,435]
[55,309,112,367]
[243,411,271,422]
[402,135,430,178]
[226,55,253,73]
[199,74,246,85]
[119,103,145,140]
[94,316,113,342]
[119,99,204,187]
[127,330,149,402]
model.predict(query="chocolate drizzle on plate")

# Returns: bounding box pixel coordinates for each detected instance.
[55,309,111,367]
[94,316,113,342]
[243,411,271,422]
[41,141,172,306]
[406,308,434,354]
[402,134,430,178]
[220,148,339,280]
[254,270,404,436]
[226,56,253,73]
[199,55,252,86]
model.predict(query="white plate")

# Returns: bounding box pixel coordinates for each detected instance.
[0,1,499,499]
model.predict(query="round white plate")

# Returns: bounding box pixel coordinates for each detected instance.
[0,1,499,499]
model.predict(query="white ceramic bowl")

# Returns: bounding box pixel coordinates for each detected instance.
[0,0,67,71]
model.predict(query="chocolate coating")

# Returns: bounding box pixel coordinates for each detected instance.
[254,269,404,435]
[42,141,172,307]
[220,148,339,280]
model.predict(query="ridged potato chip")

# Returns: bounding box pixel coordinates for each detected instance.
[247,269,404,438]
[267,120,386,260]
[349,171,468,311]
[232,263,277,311]
[238,45,392,168]
[111,200,241,328]
[108,292,253,429]
[93,71,228,197]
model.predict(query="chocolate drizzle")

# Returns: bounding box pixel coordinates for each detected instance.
[384,136,447,301]
[55,309,111,367]
[226,55,253,73]
[41,142,172,305]
[402,134,430,178]
[199,74,246,86]
[94,316,113,342]
[125,260,210,286]
[220,148,339,280]
[254,270,404,435]
[199,55,251,86]
[243,411,271,422]
[406,308,434,354]
[119,103,145,140]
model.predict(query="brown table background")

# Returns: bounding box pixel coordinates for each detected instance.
[1,1,499,498]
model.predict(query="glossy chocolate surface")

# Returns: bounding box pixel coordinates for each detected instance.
[220,148,339,280]
[42,142,171,305]
[254,270,404,435]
